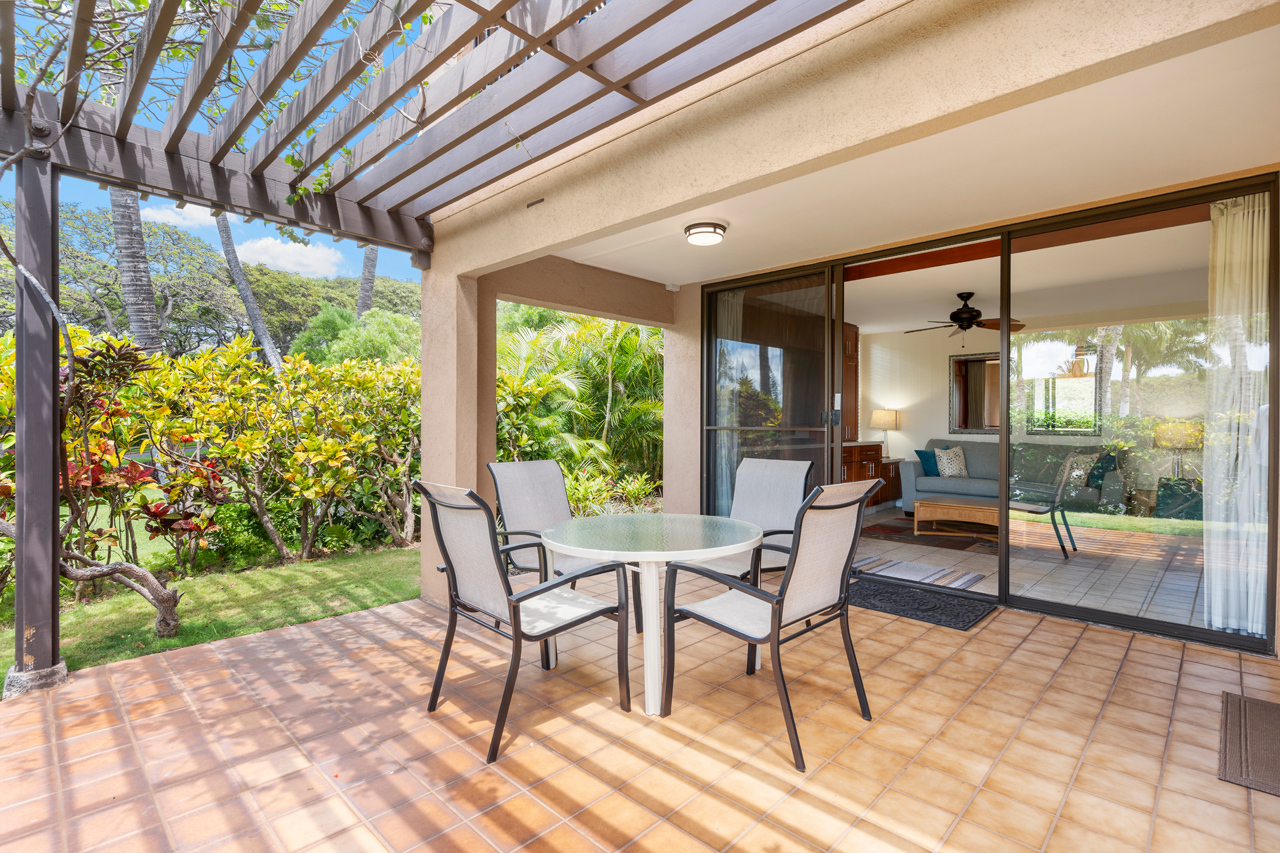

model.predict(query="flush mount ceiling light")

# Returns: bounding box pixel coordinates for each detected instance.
[685,222,726,246]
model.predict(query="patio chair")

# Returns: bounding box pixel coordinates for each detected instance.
[697,457,813,579]
[489,459,645,633]
[661,478,883,772]
[414,480,631,763]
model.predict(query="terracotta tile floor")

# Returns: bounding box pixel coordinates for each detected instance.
[3,569,1280,853]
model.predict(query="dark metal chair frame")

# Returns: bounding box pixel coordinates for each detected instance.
[414,481,632,763]
[488,460,646,634]
[661,479,883,772]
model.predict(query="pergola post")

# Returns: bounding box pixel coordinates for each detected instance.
[4,158,68,699]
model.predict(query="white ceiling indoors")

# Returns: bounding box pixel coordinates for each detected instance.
[848,221,1211,334]
[554,24,1280,288]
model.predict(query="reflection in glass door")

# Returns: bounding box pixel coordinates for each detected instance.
[1006,193,1273,644]
[705,272,831,514]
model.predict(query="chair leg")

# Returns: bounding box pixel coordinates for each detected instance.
[539,639,551,671]
[746,643,756,676]
[487,634,523,763]
[1059,507,1078,551]
[661,601,677,717]
[632,572,644,634]
[427,608,458,713]
[840,610,872,721]
[616,608,631,713]
[770,638,805,772]
[1049,510,1069,559]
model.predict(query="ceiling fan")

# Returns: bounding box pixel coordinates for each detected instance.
[903,292,1025,337]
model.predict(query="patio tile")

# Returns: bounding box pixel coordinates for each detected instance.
[369,793,460,851]
[470,792,560,852]
[270,796,362,852]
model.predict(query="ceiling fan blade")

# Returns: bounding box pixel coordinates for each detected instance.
[975,318,1027,333]
[949,327,964,337]
[903,325,954,334]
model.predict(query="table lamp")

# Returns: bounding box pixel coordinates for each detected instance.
[1154,421,1203,479]
[869,409,900,455]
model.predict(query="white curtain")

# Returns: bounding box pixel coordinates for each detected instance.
[713,289,746,516]
[1204,193,1271,637]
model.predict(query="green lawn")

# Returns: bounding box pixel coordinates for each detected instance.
[0,547,422,674]
[1011,510,1204,537]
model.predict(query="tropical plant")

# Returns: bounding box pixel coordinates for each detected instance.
[326,309,420,364]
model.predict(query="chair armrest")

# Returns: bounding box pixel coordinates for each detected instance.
[667,562,779,603]
[760,528,793,539]
[496,529,541,540]
[498,541,543,557]
[760,543,792,555]
[509,561,625,604]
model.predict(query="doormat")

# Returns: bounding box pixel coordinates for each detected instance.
[863,517,998,553]
[848,579,996,631]
[853,557,985,590]
[1220,692,1280,796]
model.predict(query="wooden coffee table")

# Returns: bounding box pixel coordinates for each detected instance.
[914,497,1000,541]
[913,497,1069,557]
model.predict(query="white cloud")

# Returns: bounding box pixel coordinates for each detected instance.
[237,237,343,278]
[139,203,215,228]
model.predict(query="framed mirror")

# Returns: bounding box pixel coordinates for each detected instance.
[950,352,1000,434]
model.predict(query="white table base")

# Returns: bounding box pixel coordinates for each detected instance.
[636,561,664,715]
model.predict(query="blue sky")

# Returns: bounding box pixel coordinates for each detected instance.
[52,174,418,282]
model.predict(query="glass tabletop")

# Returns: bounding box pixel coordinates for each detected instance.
[541,513,762,562]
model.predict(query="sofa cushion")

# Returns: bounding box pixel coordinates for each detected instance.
[912,476,999,499]
[926,439,999,479]
[915,449,942,478]
[936,445,968,477]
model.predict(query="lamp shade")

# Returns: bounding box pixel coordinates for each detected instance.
[869,409,900,431]
[1154,421,1203,451]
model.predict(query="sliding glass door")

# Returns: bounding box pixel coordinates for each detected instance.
[1005,186,1276,648]
[705,271,833,514]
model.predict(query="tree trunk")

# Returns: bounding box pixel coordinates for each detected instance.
[107,186,163,351]
[215,213,283,371]
[356,245,378,318]
[1095,325,1123,416]
[1118,347,1132,417]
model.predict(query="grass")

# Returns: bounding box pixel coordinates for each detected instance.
[1011,510,1204,537]
[0,547,422,674]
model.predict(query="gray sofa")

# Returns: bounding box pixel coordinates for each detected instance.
[901,438,1125,513]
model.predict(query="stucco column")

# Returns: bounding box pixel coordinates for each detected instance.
[663,285,702,514]
[420,260,479,606]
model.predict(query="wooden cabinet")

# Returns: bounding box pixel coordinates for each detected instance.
[841,324,859,442]
[840,445,903,508]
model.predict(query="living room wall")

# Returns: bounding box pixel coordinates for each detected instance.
[859,328,1000,459]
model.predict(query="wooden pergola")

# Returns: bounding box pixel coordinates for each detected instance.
[2,0,859,690]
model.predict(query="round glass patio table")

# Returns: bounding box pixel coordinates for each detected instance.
[541,513,762,715]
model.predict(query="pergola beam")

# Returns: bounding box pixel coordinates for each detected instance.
[3,91,431,256]
[59,0,97,125]
[291,0,522,183]
[322,0,597,192]
[0,1,17,112]
[160,0,266,153]
[207,0,350,164]
[245,0,435,175]
[341,0,694,204]
[398,0,860,216]
[114,0,183,137]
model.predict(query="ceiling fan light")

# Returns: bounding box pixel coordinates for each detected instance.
[685,222,726,246]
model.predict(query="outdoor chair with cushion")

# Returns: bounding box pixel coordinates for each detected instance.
[697,457,813,579]
[661,478,883,771]
[414,480,631,763]
[489,459,644,634]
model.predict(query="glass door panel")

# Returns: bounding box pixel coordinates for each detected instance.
[707,272,830,515]
[1006,194,1272,641]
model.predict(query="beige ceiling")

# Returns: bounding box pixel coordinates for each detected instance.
[555,24,1280,289]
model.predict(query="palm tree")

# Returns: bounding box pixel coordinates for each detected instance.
[215,213,282,371]
[107,186,162,351]
[1116,320,1209,416]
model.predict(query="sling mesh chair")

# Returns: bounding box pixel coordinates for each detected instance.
[661,478,883,772]
[696,458,813,580]
[414,480,631,763]
[489,460,644,634]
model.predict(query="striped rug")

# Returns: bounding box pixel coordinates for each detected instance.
[852,556,986,590]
